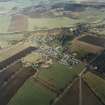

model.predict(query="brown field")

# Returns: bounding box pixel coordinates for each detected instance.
[54,79,103,105]
[82,80,103,105]
[54,79,79,105]
[72,37,104,54]
[0,45,37,105]
[8,15,28,32]
[0,61,35,105]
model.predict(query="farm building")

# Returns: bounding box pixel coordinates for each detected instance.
[72,35,105,54]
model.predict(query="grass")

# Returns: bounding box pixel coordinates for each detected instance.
[28,17,78,31]
[84,71,105,104]
[8,78,56,105]
[38,63,84,90]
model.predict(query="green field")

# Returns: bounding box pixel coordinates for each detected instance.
[0,16,11,33]
[28,17,78,31]
[8,78,56,105]
[38,63,84,90]
[84,72,105,104]
[8,63,84,105]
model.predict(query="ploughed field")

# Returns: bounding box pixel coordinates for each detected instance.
[0,46,37,105]
[79,35,105,48]
[8,15,28,32]
[0,61,35,105]
[0,46,36,70]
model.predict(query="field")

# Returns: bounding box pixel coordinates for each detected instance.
[0,61,35,105]
[37,63,84,90]
[0,16,11,33]
[54,79,79,105]
[8,78,56,105]
[28,17,78,31]
[0,34,24,41]
[54,79,102,105]
[8,15,28,32]
[0,34,25,48]
[79,8,105,23]
[8,63,85,105]
[0,42,32,62]
[79,35,105,48]
[84,72,105,104]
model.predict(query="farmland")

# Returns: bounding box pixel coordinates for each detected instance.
[0,61,35,105]
[0,42,33,62]
[8,78,56,105]
[28,17,78,31]
[8,63,85,105]
[38,63,84,90]
[8,15,28,32]
[0,1,105,105]
[0,16,11,33]
[84,72,105,104]
[54,78,103,105]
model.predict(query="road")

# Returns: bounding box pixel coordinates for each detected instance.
[78,51,104,105]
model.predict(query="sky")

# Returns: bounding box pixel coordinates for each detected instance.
[75,0,105,2]
[0,0,105,9]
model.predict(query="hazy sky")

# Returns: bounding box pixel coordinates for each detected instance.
[75,0,105,2]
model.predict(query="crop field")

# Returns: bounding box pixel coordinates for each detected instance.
[38,63,84,90]
[0,16,11,33]
[54,79,79,105]
[54,78,102,105]
[0,34,24,41]
[8,78,56,105]
[8,15,28,32]
[79,9,105,23]
[0,42,33,62]
[7,63,85,105]
[0,61,35,105]
[79,35,105,48]
[84,72,105,104]
[28,17,78,31]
